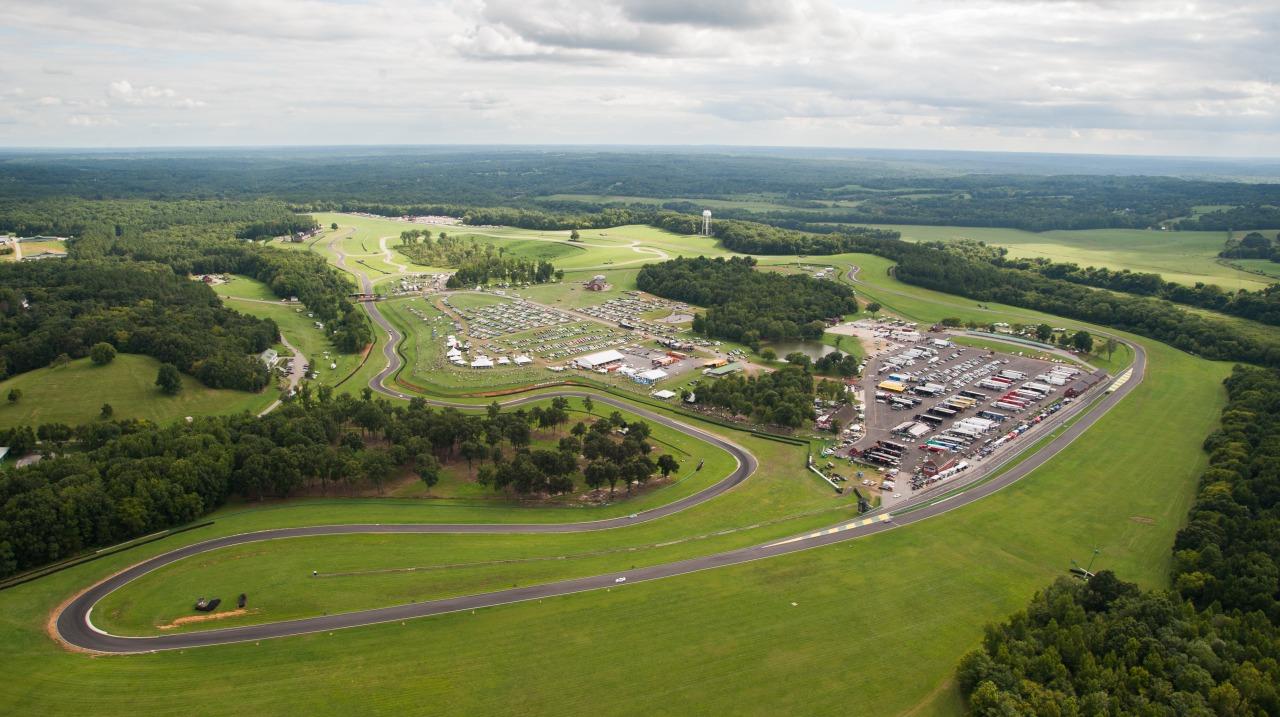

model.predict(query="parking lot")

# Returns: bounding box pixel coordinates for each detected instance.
[827,328,1106,507]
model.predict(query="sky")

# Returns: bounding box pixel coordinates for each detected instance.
[0,0,1277,156]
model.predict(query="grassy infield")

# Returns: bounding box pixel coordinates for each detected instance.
[0,212,1249,715]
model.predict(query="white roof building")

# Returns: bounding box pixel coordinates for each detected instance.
[651,389,677,400]
[575,349,626,369]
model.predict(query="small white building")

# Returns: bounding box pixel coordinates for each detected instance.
[651,389,677,400]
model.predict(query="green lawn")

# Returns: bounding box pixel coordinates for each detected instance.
[0,337,1228,715]
[0,216,1240,715]
[868,223,1272,291]
[0,355,272,430]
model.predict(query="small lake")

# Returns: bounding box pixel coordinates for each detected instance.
[767,341,839,361]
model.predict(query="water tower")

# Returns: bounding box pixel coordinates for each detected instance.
[702,209,712,236]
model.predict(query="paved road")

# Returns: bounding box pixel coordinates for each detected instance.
[256,332,306,417]
[52,247,1147,653]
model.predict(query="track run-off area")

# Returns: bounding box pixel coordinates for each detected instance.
[54,248,1148,651]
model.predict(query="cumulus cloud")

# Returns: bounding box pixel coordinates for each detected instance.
[0,0,1275,154]
[107,80,205,109]
[68,114,119,127]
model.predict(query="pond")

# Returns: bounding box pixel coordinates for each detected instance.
[767,341,839,362]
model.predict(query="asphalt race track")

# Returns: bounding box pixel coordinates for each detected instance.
[53,254,1148,653]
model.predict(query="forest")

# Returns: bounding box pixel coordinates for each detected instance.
[1179,206,1280,231]
[690,365,816,428]
[476,403,675,496]
[955,365,1280,715]
[636,256,857,347]
[1219,231,1280,261]
[0,198,374,354]
[1009,254,1280,327]
[4,148,1279,231]
[0,260,274,390]
[0,391,674,578]
[398,230,558,286]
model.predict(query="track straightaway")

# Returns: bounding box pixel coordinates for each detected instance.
[52,247,1148,653]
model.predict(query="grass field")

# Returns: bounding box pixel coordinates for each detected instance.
[0,214,1243,715]
[0,335,1227,715]
[869,223,1272,291]
[0,355,272,430]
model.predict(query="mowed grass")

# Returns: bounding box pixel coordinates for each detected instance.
[869,223,1271,291]
[0,218,1238,714]
[0,355,271,430]
[0,337,1228,715]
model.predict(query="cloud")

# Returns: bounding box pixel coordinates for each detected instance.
[67,114,119,127]
[0,0,1275,155]
[107,80,205,109]
[618,0,798,29]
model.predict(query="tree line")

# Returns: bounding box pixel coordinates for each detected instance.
[954,365,1280,714]
[0,260,274,390]
[1179,205,1280,231]
[476,403,678,496]
[0,391,674,578]
[1219,231,1280,261]
[636,256,857,348]
[1009,253,1280,327]
[690,365,816,428]
[398,230,558,286]
[0,197,372,355]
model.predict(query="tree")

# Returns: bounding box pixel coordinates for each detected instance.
[1071,330,1094,353]
[414,453,441,489]
[1102,336,1118,361]
[361,449,396,495]
[51,353,71,368]
[100,403,113,419]
[1035,323,1053,342]
[89,342,117,365]
[785,352,811,369]
[760,348,777,362]
[330,222,338,230]
[155,363,182,395]
[657,454,680,478]
[459,440,484,476]
[865,302,881,315]
[569,229,580,241]
[582,396,594,415]
[6,388,20,404]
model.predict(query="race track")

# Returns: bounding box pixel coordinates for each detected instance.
[53,251,1147,653]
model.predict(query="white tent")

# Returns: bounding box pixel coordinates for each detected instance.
[635,368,668,384]
[471,356,494,368]
[514,355,533,365]
[497,356,511,365]
[651,389,677,400]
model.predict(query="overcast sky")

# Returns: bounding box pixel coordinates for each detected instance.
[0,0,1276,156]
